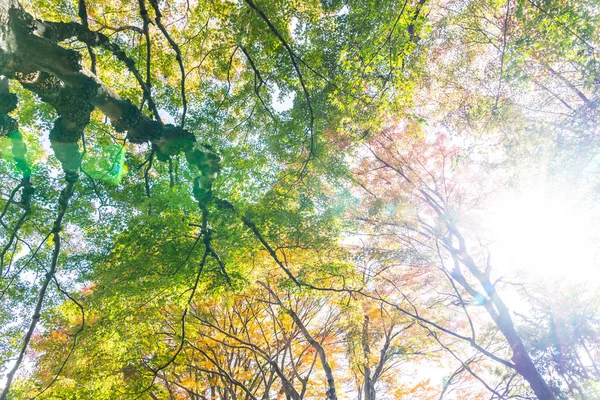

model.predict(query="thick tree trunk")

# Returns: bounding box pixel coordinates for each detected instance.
[1,1,220,197]
[456,249,557,400]
[494,310,557,399]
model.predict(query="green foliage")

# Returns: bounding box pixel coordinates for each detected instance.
[1,0,599,398]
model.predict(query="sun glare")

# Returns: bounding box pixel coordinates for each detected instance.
[486,187,599,283]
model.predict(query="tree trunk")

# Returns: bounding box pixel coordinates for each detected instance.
[450,233,557,400]
[362,315,376,400]
[474,265,556,399]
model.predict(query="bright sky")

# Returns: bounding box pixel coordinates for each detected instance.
[483,173,600,285]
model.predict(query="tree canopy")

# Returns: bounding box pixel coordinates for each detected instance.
[0,0,599,399]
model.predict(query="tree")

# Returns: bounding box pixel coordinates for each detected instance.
[1,0,599,399]
[518,284,600,399]
[0,0,429,396]
[354,125,557,398]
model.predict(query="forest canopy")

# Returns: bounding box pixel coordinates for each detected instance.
[0,0,599,399]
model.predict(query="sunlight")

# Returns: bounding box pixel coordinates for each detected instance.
[486,186,599,283]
